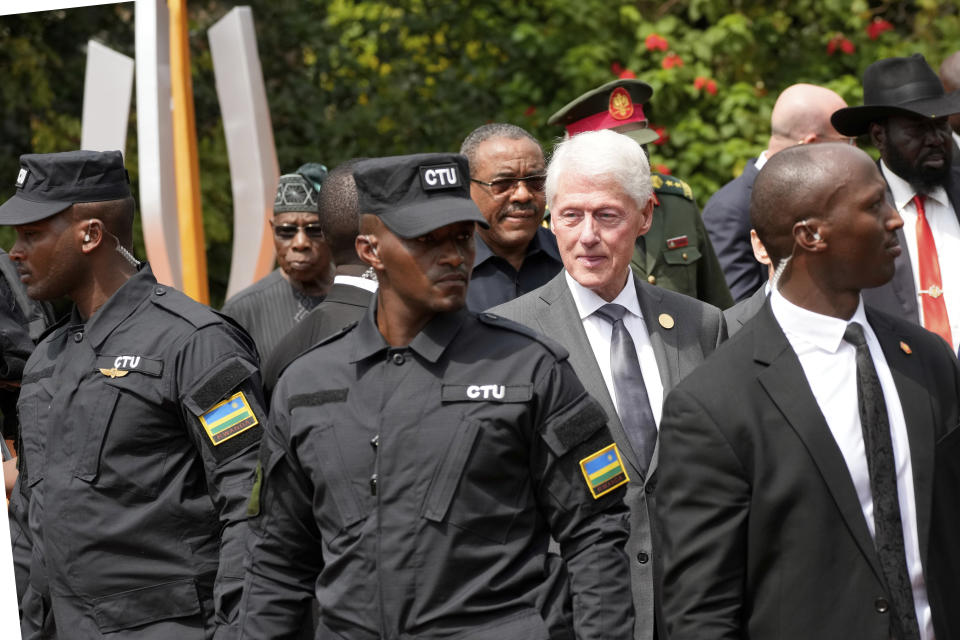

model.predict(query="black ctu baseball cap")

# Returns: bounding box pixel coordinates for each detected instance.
[0,150,131,225]
[352,153,488,239]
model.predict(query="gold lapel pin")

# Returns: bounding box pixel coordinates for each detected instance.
[899,341,912,355]
[659,313,675,329]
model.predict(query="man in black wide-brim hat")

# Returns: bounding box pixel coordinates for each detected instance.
[832,53,960,356]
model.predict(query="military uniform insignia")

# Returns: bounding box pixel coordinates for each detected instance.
[658,313,675,329]
[650,174,664,190]
[16,168,27,187]
[608,87,634,120]
[899,341,912,355]
[95,355,163,377]
[580,443,629,499]
[666,235,689,249]
[199,391,259,445]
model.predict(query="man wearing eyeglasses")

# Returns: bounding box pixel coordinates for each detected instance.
[461,123,563,310]
[221,165,334,362]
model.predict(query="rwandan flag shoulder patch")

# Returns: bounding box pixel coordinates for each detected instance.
[200,391,259,445]
[579,443,629,499]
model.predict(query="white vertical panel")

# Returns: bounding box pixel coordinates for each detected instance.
[209,6,278,299]
[81,40,134,156]
[134,0,182,287]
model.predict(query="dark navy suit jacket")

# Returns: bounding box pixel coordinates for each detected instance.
[702,159,765,302]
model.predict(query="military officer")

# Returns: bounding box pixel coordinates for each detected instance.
[1,150,265,639]
[239,152,634,639]
[548,78,734,309]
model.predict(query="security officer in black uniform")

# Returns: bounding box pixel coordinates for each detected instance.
[548,78,734,309]
[1,150,265,639]
[239,153,634,639]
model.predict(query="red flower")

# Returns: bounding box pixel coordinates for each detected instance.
[705,79,718,95]
[654,164,671,175]
[619,69,636,79]
[866,18,893,40]
[662,53,684,69]
[652,126,669,146]
[611,61,623,75]
[826,35,854,56]
[645,33,668,52]
[693,76,707,90]
[524,105,536,117]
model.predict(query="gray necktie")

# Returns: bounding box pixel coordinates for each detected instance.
[594,303,657,477]
[843,322,921,640]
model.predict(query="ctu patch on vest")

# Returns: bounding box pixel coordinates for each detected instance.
[441,384,533,403]
[419,163,461,190]
[96,355,163,378]
[199,391,259,445]
[579,443,629,499]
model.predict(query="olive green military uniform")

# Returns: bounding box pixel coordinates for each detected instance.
[630,173,733,310]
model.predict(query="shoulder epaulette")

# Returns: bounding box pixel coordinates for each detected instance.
[36,314,70,343]
[149,285,220,329]
[293,321,359,359]
[651,172,694,202]
[476,312,570,361]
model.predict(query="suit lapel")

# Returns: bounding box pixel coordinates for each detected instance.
[533,274,644,475]
[635,280,678,479]
[753,304,885,584]
[868,309,935,566]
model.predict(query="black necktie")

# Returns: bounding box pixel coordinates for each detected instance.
[594,303,657,477]
[843,322,921,640]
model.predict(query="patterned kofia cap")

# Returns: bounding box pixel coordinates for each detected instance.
[274,164,328,215]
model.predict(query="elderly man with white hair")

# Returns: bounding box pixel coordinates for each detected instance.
[491,129,726,640]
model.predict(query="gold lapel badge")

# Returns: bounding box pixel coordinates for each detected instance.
[658,313,675,329]
[99,368,129,378]
[899,341,912,355]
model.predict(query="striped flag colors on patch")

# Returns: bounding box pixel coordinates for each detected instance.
[579,443,629,499]
[199,391,259,445]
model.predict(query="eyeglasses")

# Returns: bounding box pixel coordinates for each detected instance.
[273,223,324,240]
[470,174,547,197]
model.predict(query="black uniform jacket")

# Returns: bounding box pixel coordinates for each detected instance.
[12,266,265,640]
[240,304,634,640]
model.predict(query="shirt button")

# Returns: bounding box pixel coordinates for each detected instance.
[636,551,649,564]
[645,482,656,494]
[391,352,405,365]
[73,332,84,343]
[647,275,657,285]
[154,286,166,296]
[874,597,889,613]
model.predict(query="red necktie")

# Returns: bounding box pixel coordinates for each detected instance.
[913,194,953,346]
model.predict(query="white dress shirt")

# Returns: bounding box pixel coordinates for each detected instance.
[770,288,932,640]
[564,270,664,426]
[881,161,960,351]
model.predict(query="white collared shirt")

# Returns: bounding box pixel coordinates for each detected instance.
[770,288,931,640]
[333,274,378,292]
[564,269,664,426]
[880,160,960,351]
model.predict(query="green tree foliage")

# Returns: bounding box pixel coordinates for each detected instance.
[2,1,959,304]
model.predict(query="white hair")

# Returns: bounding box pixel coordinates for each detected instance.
[546,129,653,210]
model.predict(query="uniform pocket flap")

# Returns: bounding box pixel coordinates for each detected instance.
[92,578,201,633]
[422,418,482,522]
[73,385,120,482]
[662,245,702,265]
[441,384,533,403]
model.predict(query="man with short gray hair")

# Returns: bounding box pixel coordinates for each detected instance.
[461,123,562,310]
[492,129,725,640]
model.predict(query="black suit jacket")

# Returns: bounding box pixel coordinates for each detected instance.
[656,301,960,639]
[722,282,767,337]
[862,161,960,324]
[261,282,373,398]
[702,159,766,302]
